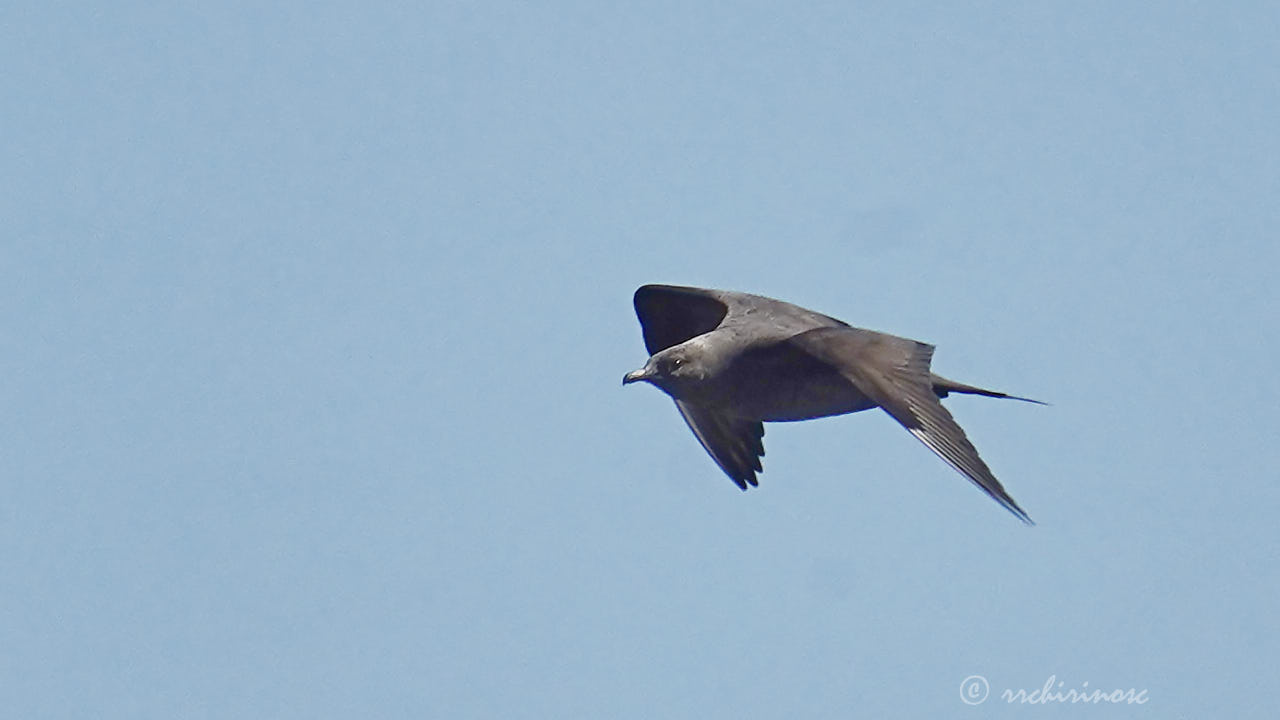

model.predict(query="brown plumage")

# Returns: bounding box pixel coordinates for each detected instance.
[623,284,1043,524]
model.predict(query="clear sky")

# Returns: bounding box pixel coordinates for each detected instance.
[3,2,1277,718]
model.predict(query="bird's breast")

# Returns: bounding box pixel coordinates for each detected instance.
[705,342,877,422]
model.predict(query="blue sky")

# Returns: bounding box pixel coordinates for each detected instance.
[3,2,1277,717]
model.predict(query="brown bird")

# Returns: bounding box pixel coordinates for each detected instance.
[623,284,1042,524]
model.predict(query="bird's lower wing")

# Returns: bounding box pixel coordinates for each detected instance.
[787,327,1033,524]
[675,400,765,490]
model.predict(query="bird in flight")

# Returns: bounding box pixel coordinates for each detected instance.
[622,284,1043,524]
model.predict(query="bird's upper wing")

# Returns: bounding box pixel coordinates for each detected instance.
[633,285,730,355]
[786,326,1033,524]
[633,284,848,355]
[675,400,765,490]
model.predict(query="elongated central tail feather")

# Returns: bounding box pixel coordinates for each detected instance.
[930,374,1047,405]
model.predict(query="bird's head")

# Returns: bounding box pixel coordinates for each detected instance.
[622,343,711,393]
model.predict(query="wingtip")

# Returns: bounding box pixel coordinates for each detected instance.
[1005,503,1035,526]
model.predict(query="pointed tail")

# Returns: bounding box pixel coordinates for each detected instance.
[931,374,1048,405]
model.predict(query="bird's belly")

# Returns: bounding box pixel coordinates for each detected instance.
[712,363,877,422]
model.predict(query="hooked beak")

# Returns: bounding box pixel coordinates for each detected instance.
[622,366,654,385]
